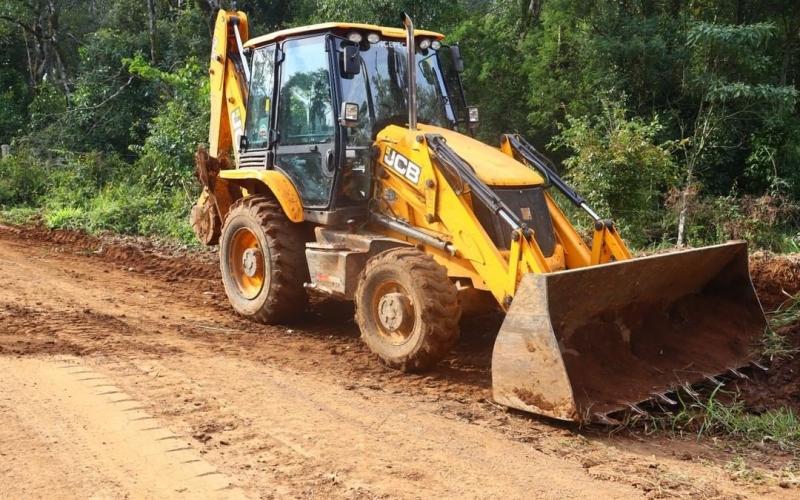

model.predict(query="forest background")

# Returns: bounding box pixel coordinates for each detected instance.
[0,0,798,251]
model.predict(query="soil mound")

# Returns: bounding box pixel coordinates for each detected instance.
[739,252,800,412]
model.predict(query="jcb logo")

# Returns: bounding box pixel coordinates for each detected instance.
[383,147,421,185]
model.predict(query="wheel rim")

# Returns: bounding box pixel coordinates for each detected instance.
[228,227,266,300]
[371,280,415,345]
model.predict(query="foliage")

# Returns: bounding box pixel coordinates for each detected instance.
[663,184,800,251]
[647,386,800,451]
[306,0,464,31]
[551,97,678,245]
[0,150,49,205]
[0,0,798,250]
[124,55,208,190]
[768,293,800,331]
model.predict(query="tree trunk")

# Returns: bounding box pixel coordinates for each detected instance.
[147,0,159,64]
[676,189,688,247]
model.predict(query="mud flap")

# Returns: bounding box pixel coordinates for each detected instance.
[492,242,768,423]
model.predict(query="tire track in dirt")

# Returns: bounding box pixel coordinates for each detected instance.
[0,356,248,500]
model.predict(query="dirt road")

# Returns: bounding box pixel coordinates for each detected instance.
[0,224,796,499]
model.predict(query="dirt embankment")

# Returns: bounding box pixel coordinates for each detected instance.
[739,252,800,411]
[0,223,798,499]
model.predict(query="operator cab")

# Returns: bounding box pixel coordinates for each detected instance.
[236,23,470,225]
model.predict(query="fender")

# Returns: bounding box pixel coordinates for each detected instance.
[219,169,304,222]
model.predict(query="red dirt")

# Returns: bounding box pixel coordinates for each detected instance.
[1,223,799,498]
[736,252,800,412]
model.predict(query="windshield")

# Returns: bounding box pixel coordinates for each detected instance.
[340,40,453,146]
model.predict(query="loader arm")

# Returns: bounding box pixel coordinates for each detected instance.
[371,126,563,310]
[424,134,553,306]
[500,133,632,266]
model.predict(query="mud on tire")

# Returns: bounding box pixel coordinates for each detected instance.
[219,195,309,323]
[354,247,461,371]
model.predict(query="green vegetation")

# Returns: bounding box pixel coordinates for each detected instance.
[1,0,798,249]
[769,293,800,330]
[639,386,800,452]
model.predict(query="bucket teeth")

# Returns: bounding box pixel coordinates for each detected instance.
[682,382,700,398]
[728,367,748,379]
[704,375,724,386]
[651,392,677,405]
[751,360,768,372]
[593,413,620,425]
[626,403,648,417]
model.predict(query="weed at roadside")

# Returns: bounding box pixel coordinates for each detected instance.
[642,386,800,451]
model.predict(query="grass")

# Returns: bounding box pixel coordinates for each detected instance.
[642,386,800,451]
[768,292,800,330]
[761,292,800,360]
[0,206,40,225]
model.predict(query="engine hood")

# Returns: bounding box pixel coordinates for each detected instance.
[416,124,545,187]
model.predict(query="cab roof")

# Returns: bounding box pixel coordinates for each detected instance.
[245,22,445,48]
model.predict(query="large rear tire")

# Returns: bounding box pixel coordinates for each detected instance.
[354,248,461,371]
[219,195,309,323]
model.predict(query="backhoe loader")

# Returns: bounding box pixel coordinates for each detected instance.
[191,10,768,423]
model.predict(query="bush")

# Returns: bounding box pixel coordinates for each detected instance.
[551,97,679,247]
[126,56,209,191]
[664,183,800,251]
[0,151,49,206]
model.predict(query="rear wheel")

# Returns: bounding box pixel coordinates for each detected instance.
[219,195,309,323]
[354,248,461,371]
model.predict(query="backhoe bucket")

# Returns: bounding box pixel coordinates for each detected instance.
[492,242,767,423]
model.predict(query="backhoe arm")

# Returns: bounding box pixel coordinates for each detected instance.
[208,10,250,162]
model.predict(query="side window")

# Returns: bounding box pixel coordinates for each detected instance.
[244,46,276,148]
[275,36,336,208]
[277,38,335,145]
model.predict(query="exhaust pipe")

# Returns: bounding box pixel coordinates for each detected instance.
[401,12,417,131]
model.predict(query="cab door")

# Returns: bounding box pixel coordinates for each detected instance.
[274,35,337,209]
[240,44,277,168]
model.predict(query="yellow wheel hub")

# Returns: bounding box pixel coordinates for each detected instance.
[228,227,265,299]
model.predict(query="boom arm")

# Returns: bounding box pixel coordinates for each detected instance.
[208,10,250,162]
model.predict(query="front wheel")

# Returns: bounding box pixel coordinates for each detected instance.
[219,195,309,323]
[354,248,461,371]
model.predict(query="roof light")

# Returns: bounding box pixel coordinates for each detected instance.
[418,38,431,50]
[467,106,479,129]
[347,31,362,43]
[367,32,380,44]
[431,40,442,50]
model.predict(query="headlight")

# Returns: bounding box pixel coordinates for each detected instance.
[431,40,442,50]
[418,38,431,50]
[467,106,479,129]
[347,32,363,43]
[367,32,380,44]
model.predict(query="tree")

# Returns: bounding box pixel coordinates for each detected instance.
[671,21,798,246]
[551,96,677,245]
[0,0,75,102]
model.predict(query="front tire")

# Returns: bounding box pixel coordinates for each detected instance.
[219,195,309,323]
[354,248,461,371]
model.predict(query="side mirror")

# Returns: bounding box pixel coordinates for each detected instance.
[339,102,359,127]
[343,45,360,76]
[450,45,464,73]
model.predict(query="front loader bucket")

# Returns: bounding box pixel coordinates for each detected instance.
[492,242,767,423]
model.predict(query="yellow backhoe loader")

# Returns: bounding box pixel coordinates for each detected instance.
[191,10,768,423]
